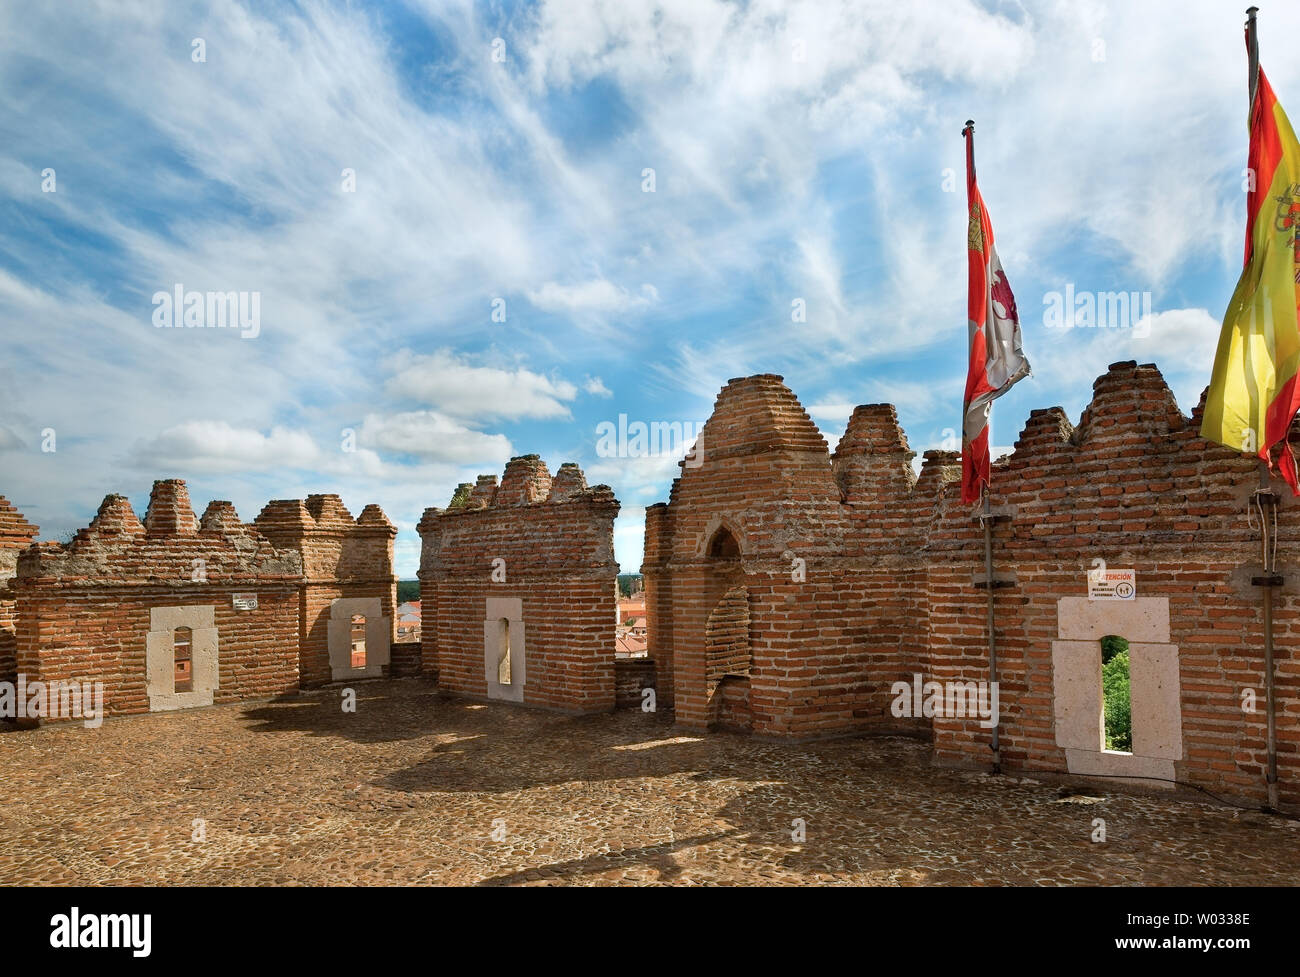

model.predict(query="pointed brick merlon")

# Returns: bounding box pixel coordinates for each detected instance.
[834,404,914,457]
[446,482,474,510]
[253,499,314,539]
[467,474,498,509]
[306,493,354,528]
[0,496,39,548]
[1076,361,1185,437]
[143,479,198,535]
[915,450,962,498]
[832,404,917,500]
[199,500,244,534]
[496,454,552,506]
[548,462,588,502]
[703,374,828,458]
[356,504,396,533]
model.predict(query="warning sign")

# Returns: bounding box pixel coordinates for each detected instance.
[1088,569,1136,601]
[232,594,259,611]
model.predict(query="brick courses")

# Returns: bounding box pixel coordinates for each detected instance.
[418,455,620,713]
[0,496,39,687]
[12,481,302,720]
[254,494,397,686]
[644,364,1299,810]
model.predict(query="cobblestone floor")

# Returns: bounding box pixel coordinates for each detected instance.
[1,679,1296,886]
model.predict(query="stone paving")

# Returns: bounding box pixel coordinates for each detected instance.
[0,678,1296,886]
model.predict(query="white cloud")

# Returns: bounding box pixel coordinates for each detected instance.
[527,279,658,314]
[127,422,323,474]
[358,410,513,464]
[584,375,613,397]
[385,349,580,421]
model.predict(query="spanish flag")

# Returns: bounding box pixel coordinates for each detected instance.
[1202,13,1300,494]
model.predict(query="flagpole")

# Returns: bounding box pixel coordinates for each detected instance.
[982,485,1000,774]
[964,117,1001,775]
[1245,5,1279,811]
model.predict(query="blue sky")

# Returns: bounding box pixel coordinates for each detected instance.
[0,0,1290,576]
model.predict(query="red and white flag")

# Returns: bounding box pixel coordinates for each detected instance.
[962,122,1030,504]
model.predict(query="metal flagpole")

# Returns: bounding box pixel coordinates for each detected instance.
[982,486,1000,774]
[965,117,1001,774]
[1246,7,1279,811]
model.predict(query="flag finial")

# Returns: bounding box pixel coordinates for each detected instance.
[963,119,974,136]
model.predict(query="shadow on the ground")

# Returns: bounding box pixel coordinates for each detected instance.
[475,831,739,885]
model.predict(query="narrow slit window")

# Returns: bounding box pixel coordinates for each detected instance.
[497,618,512,685]
[351,614,367,669]
[1100,634,1131,753]
[173,626,193,693]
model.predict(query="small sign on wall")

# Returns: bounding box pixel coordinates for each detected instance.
[232,594,259,611]
[1088,569,1136,601]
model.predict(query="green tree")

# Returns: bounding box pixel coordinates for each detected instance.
[1101,636,1131,752]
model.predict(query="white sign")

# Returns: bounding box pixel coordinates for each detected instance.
[1088,569,1135,601]
[232,594,258,611]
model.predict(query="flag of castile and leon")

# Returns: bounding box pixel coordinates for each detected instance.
[961,126,1031,505]
[1202,52,1300,494]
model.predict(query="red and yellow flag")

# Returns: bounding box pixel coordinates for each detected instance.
[962,122,1030,504]
[1202,26,1300,493]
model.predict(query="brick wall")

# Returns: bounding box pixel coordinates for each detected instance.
[12,481,302,721]
[0,496,38,688]
[418,456,620,714]
[614,657,656,708]
[644,365,1298,809]
[254,494,397,686]
[642,375,929,739]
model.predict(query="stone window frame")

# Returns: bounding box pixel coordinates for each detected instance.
[146,605,218,712]
[327,597,389,681]
[1051,596,1182,788]
[483,597,525,703]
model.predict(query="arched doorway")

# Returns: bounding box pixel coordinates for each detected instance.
[703,525,751,731]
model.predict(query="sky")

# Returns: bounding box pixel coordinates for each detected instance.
[0,0,1291,577]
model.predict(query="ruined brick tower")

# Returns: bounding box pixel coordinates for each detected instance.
[254,494,398,686]
[418,455,621,713]
[0,496,39,688]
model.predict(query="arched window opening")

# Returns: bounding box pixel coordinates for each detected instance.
[173,626,193,693]
[497,618,512,685]
[351,614,368,669]
[707,526,740,559]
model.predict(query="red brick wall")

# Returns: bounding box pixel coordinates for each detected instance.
[0,496,38,688]
[643,375,928,739]
[918,363,1299,810]
[418,456,620,714]
[13,482,302,721]
[644,364,1299,809]
[614,657,656,708]
[254,494,397,686]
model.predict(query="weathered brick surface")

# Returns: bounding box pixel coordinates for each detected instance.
[254,495,397,686]
[419,455,620,714]
[614,656,656,708]
[0,496,39,687]
[644,375,927,740]
[12,482,302,719]
[644,365,1300,811]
